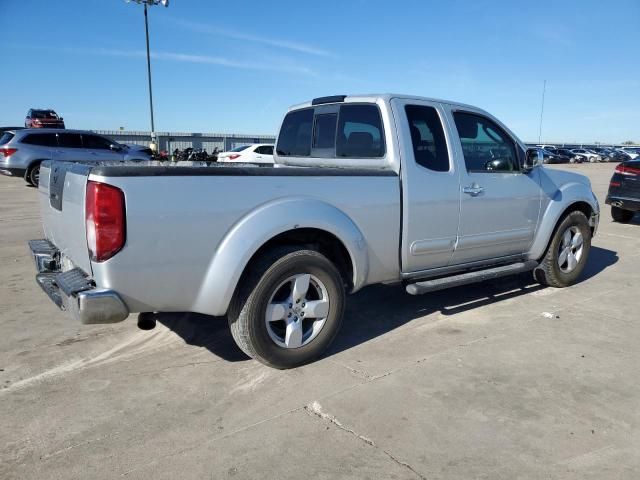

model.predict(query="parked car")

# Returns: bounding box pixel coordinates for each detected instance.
[540,149,570,164]
[25,109,65,129]
[28,94,599,368]
[602,149,629,163]
[217,144,275,164]
[0,129,152,187]
[570,149,602,163]
[619,147,640,159]
[606,160,640,222]
[556,148,583,163]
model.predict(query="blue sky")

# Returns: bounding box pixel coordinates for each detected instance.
[1,0,638,143]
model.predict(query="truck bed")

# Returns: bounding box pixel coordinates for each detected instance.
[39,161,401,316]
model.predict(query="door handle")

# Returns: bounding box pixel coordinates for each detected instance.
[463,184,484,196]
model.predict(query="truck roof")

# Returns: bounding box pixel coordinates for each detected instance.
[288,93,484,113]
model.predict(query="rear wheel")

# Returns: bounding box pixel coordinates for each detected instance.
[25,162,41,187]
[536,211,591,288]
[611,206,634,223]
[228,246,345,369]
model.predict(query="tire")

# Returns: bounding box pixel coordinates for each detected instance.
[228,246,345,369]
[611,206,634,223]
[25,162,41,187]
[536,210,591,288]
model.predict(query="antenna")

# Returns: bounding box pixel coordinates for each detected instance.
[538,79,546,145]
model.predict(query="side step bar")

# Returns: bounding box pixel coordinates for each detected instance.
[406,261,538,296]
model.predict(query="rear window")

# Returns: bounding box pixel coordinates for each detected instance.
[231,145,250,152]
[313,113,337,149]
[0,132,14,145]
[276,108,314,157]
[336,105,384,158]
[277,104,385,159]
[21,133,58,147]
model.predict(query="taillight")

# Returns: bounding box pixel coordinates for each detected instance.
[615,164,640,176]
[0,148,17,157]
[610,181,621,187]
[228,154,241,160]
[86,181,126,262]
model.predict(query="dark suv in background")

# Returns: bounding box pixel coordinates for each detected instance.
[25,109,65,129]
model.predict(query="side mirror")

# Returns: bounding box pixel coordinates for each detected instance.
[524,148,543,172]
[110,144,123,151]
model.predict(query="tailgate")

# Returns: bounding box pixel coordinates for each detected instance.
[38,161,94,274]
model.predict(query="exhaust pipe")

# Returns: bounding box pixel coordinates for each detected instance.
[137,312,157,330]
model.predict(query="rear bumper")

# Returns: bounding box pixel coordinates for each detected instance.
[0,167,26,178]
[28,239,129,324]
[606,194,640,212]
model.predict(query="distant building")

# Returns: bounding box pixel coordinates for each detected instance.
[94,130,276,152]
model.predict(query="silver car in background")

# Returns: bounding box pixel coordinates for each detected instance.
[0,129,152,186]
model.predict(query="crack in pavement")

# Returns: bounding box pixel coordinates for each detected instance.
[304,400,426,479]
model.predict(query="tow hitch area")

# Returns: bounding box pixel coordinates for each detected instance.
[28,239,130,324]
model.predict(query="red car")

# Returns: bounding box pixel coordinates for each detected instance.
[25,109,65,129]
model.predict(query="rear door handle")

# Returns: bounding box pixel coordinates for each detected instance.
[463,184,484,196]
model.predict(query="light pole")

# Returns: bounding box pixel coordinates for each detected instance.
[125,0,169,150]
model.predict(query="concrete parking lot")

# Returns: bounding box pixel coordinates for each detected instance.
[0,163,638,479]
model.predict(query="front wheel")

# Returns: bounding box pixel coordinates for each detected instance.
[228,247,345,369]
[611,206,634,223]
[536,211,591,288]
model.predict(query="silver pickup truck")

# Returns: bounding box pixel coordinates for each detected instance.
[29,94,599,368]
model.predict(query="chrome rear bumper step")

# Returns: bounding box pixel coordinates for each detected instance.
[406,260,538,296]
[29,239,129,324]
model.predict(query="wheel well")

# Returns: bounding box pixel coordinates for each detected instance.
[26,159,43,173]
[242,228,355,290]
[538,201,594,261]
[24,160,44,180]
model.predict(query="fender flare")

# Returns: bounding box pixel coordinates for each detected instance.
[528,181,599,260]
[193,197,369,316]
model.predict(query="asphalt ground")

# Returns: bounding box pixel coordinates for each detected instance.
[0,163,638,479]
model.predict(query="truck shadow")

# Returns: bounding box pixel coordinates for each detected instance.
[155,246,617,363]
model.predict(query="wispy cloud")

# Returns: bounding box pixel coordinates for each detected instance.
[8,45,314,76]
[171,18,333,58]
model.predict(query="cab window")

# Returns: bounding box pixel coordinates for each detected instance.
[405,105,449,172]
[453,112,518,172]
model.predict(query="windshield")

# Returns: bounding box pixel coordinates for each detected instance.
[32,110,59,119]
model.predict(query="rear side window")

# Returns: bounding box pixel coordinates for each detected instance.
[336,105,384,158]
[57,133,83,148]
[21,133,58,147]
[0,132,14,145]
[255,145,274,155]
[276,108,314,157]
[405,105,449,172]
